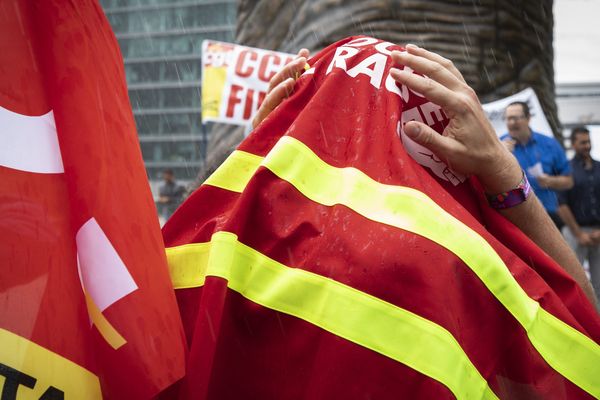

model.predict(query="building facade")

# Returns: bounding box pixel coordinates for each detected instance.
[101,0,236,182]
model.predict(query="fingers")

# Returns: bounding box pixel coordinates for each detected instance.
[267,54,308,92]
[405,44,466,84]
[389,67,458,110]
[297,48,310,59]
[252,77,295,129]
[403,120,461,160]
[391,49,462,91]
[253,48,310,129]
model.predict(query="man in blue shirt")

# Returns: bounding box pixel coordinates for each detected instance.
[558,126,600,301]
[501,101,573,228]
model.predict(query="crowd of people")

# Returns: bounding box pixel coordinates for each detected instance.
[500,102,599,303]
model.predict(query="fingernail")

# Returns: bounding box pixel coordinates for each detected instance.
[406,43,419,49]
[389,68,406,78]
[405,123,421,137]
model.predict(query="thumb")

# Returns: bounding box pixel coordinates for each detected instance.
[403,121,458,157]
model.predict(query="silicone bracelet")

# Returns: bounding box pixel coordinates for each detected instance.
[486,171,532,210]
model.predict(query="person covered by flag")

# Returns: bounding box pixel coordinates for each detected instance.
[164,37,600,399]
[256,43,595,305]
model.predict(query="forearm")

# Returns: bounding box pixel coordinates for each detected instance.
[557,205,582,236]
[544,175,573,190]
[478,159,597,305]
[504,196,595,304]
[388,45,596,305]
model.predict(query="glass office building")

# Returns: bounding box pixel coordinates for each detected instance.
[101,0,236,181]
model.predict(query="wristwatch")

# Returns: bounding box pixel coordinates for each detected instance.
[486,171,532,210]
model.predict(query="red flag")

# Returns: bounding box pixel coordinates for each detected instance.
[0,1,186,398]
[163,37,600,399]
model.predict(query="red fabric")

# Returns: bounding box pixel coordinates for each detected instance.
[0,1,186,398]
[163,36,600,399]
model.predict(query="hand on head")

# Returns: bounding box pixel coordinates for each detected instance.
[252,48,310,129]
[253,44,522,195]
[389,45,521,194]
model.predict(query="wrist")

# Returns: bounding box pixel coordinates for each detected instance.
[485,169,532,210]
[478,153,523,195]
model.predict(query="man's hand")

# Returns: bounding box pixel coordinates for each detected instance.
[576,231,594,246]
[389,45,521,195]
[590,230,600,245]
[536,173,552,188]
[502,137,516,153]
[390,45,597,305]
[535,173,574,190]
[252,48,310,129]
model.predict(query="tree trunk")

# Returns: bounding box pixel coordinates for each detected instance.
[202,0,558,187]
[237,0,558,132]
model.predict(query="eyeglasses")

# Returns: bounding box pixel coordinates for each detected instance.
[504,115,527,122]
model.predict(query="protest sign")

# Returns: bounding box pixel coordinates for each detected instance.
[201,40,295,125]
[482,87,553,138]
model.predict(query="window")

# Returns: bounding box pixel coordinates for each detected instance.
[140,140,202,162]
[105,3,236,34]
[125,60,201,84]
[118,30,232,58]
[134,112,202,134]
[101,0,237,181]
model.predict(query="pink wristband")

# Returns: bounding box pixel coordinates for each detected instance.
[486,171,532,210]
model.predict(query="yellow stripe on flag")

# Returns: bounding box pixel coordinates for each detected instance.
[0,328,102,399]
[168,232,498,400]
[198,135,600,397]
[204,150,263,193]
[84,292,126,350]
[166,242,211,288]
[264,136,600,398]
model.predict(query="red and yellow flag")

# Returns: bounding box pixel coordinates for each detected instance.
[163,37,600,399]
[0,1,186,398]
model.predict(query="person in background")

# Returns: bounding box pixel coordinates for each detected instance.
[500,101,573,228]
[157,169,185,222]
[558,126,600,302]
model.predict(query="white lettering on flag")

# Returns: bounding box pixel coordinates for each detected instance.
[76,218,138,312]
[399,106,466,186]
[0,106,64,174]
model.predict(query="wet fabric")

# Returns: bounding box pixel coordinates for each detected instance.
[0,1,186,398]
[163,36,600,399]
